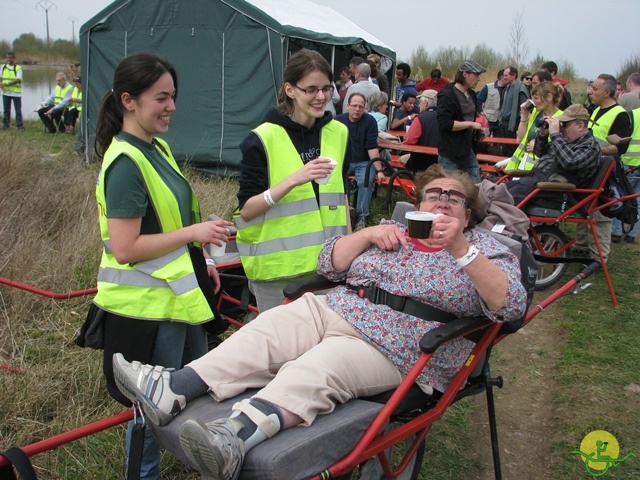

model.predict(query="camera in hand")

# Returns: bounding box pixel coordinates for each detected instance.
[534,117,549,129]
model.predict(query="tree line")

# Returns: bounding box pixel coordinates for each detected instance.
[1,33,80,64]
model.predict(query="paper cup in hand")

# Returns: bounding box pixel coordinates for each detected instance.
[206,240,227,258]
[405,211,438,239]
[314,157,338,185]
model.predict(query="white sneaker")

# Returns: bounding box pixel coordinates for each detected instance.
[179,418,246,480]
[112,353,186,427]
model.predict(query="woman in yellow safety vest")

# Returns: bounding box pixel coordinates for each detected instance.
[63,76,82,134]
[91,52,233,480]
[500,81,564,171]
[234,49,351,312]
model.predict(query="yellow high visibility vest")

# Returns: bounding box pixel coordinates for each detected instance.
[1,64,21,94]
[621,109,640,167]
[590,104,626,146]
[504,108,563,171]
[94,137,214,323]
[235,121,349,281]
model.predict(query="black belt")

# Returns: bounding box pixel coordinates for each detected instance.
[349,285,456,324]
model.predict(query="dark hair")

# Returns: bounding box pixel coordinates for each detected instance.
[497,69,505,80]
[533,70,553,83]
[6,51,15,58]
[349,57,365,67]
[276,49,333,116]
[73,76,81,83]
[347,92,366,105]
[520,71,532,81]
[540,61,558,75]
[401,92,416,103]
[506,66,518,77]
[597,74,618,98]
[396,63,411,77]
[430,68,441,79]
[95,52,178,159]
[414,164,480,228]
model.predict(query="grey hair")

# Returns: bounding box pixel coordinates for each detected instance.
[357,63,371,78]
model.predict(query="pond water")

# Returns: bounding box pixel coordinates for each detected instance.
[9,65,79,120]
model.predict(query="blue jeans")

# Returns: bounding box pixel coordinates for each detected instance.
[348,161,376,221]
[2,95,23,128]
[125,321,208,480]
[438,153,480,182]
[612,168,640,239]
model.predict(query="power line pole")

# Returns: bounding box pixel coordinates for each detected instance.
[68,16,78,44]
[36,0,56,49]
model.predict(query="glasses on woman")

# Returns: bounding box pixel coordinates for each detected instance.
[524,77,532,81]
[293,85,334,96]
[422,187,468,207]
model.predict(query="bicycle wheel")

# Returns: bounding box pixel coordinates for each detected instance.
[529,224,570,290]
[335,422,425,480]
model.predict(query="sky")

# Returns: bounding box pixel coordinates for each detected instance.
[2,0,638,80]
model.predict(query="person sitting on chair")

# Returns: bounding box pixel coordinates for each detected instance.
[112,164,527,480]
[505,104,601,206]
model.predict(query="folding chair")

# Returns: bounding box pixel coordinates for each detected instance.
[512,157,622,304]
[150,203,538,480]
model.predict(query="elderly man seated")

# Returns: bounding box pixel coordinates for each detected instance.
[112,164,527,480]
[505,104,601,206]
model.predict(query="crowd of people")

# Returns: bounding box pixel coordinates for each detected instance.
[1,51,82,133]
[5,44,638,480]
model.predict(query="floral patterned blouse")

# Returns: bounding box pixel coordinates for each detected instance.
[317,221,527,393]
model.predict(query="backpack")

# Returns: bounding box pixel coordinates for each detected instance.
[601,157,639,229]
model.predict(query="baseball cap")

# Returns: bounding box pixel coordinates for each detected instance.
[457,59,486,74]
[417,89,438,102]
[556,104,590,122]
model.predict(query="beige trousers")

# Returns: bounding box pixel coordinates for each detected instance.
[187,293,404,425]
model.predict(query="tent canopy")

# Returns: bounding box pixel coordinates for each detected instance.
[79,0,395,174]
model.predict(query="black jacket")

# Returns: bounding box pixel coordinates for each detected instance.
[436,83,478,164]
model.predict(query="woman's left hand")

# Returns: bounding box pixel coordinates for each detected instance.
[430,215,468,258]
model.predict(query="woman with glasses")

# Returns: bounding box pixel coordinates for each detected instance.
[113,164,527,480]
[498,81,564,171]
[234,48,351,312]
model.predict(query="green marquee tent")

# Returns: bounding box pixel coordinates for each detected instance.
[79,0,395,174]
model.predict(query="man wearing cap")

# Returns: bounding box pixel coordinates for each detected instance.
[401,89,440,172]
[506,104,601,208]
[436,59,487,181]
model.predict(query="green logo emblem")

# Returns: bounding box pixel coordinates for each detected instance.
[570,430,636,476]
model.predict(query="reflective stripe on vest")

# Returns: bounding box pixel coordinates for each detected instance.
[505,108,564,171]
[1,64,21,94]
[54,83,73,105]
[94,137,213,323]
[622,109,640,167]
[235,121,349,281]
[590,105,626,146]
[71,87,82,112]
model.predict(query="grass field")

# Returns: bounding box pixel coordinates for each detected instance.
[1,121,638,479]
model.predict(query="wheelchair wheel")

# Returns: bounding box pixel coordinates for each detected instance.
[528,224,569,290]
[336,421,425,480]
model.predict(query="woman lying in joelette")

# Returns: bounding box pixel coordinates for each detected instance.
[113,164,527,480]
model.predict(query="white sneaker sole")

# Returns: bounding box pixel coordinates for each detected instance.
[179,419,226,479]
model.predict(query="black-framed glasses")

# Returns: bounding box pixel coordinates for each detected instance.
[293,84,334,96]
[422,187,468,207]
